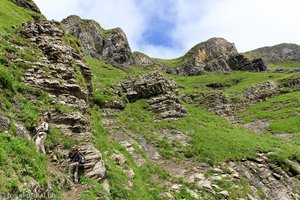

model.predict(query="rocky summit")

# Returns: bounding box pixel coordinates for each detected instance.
[0,0,300,199]
[164,37,267,75]
[62,15,134,70]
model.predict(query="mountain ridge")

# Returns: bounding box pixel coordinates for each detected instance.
[0,0,300,199]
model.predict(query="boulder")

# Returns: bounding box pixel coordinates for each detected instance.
[0,115,10,132]
[119,72,186,120]
[119,72,178,101]
[227,54,267,71]
[80,144,106,181]
[111,153,127,166]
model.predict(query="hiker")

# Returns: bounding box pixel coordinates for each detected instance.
[34,116,49,154]
[68,145,85,184]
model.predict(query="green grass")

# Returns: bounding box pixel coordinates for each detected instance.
[85,56,148,104]
[171,71,289,98]
[153,57,183,68]
[240,92,300,122]
[0,0,43,31]
[89,106,169,199]
[117,100,300,165]
[269,61,300,70]
[240,91,300,134]
[269,115,300,133]
[0,132,49,193]
[290,134,300,146]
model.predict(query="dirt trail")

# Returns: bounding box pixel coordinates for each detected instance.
[62,185,86,200]
[48,162,86,200]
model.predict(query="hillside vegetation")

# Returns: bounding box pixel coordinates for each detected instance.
[1,0,300,199]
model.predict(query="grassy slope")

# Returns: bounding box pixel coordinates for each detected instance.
[171,71,289,98]
[0,3,46,193]
[0,133,48,193]
[88,58,300,165]
[0,0,43,31]
[268,61,300,70]
[1,1,300,198]
[118,99,300,164]
[240,92,300,133]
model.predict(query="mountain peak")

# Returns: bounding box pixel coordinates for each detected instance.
[62,15,133,69]
[183,37,237,64]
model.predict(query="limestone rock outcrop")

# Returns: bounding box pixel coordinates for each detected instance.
[20,20,93,109]
[0,115,10,132]
[18,20,105,184]
[80,144,106,181]
[227,153,300,200]
[119,72,186,120]
[165,38,267,75]
[51,112,92,140]
[62,15,133,69]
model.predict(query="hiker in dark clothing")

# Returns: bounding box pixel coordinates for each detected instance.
[69,145,85,184]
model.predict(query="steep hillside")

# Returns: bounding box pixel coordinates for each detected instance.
[0,0,300,199]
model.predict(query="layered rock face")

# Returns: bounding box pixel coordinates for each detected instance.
[181,37,237,73]
[80,145,106,181]
[19,20,106,183]
[166,38,266,75]
[62,15,133,69]
[20,20,93,110]
[119,72,186,120]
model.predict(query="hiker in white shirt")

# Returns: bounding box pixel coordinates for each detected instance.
[34,116,49,154]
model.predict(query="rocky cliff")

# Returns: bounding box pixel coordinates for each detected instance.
[165,38,267,75]
[61,18,267,76]
[61,15,134,70]
[18,19,107,191]
[1,0,300,199]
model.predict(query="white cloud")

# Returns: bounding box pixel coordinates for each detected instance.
[33,0,300,58]
[172,0,300,53]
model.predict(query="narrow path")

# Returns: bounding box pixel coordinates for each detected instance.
[48,162,86,200]
[62,185,86,200]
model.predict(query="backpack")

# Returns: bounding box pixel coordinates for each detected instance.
[78,152,85,164]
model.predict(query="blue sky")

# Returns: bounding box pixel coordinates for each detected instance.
[33,0,300,58]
